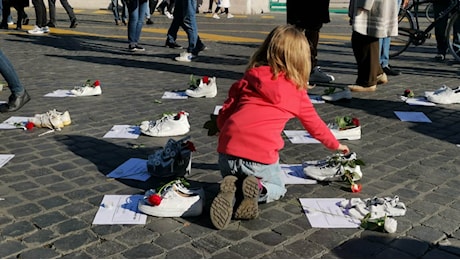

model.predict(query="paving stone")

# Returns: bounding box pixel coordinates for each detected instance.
[54,218,88,235]
[165,246,204,259]
[8,203,43,218]
[407,226,446,244]
[121,243,164,258]
[1,220,37,238]
[228,240,268,258]
[37,196,69,210]
[31,211,67,228]
[114,227,158,246]
[18,247,60,259]
[154,232,193,250]
[330,238,386,258]
[192,234,232,254]
[84,240,127,258]
[53,231,98,252]
[22,229,57,245]
[0,240,26,258]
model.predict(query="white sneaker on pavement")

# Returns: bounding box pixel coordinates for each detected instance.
[212,13,220,19]
[425,85,460,104]
[70,80,102,96]
[27,25,45,35]
[138,181,205,217]
[186,77,217,98]
[140,111,190,137]
[321,88,352,102]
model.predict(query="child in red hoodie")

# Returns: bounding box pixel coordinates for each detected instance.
[210,24,350,230]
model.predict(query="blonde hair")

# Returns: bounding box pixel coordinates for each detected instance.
[247,24,311,90]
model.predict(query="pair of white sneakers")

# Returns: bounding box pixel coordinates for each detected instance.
[29,109,71,130]
[140,111,190,137]
[138,180,204,217]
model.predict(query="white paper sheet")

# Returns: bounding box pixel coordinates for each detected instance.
[280,164,317,184]
[394,111,432,123]
[0,116,30,130]
[404,97,436,106]
[299,198,361,228]
[284,130,321,144]
[92,195,147,225]
[103,125,141,139]
[107,158,150,181]
[213,105,223,115]
[0,154,14,168]
[44,89,76,97]
[161,91,188,99]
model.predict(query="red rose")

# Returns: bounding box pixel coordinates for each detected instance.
[25,121,34,130]
[202,76,209,84]
[185,141,196,152]
[93,80,100,87]
[352,118,360,127]
[351,183,362,193]
[148,194,162,206]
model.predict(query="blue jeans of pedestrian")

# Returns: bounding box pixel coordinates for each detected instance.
[218,153,287,203]
[0,49,25,96]
[127,0,147,45]
[112,0,128,21]
[167,0,203,54]
[379,37,390,68]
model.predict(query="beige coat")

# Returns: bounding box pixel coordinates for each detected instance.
[348,0,399,38]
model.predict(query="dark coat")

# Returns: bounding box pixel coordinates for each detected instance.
[286,0,330,29]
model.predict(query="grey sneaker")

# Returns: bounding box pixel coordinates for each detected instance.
[309,66,335,83]
[303,152,363,181]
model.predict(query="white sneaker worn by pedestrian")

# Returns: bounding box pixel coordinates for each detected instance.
[321,88,352,102]
[309,66,335,83]
[138,181,205,217]
[27,25,45,34]
[425,85,460,104]
[164,10,174,19]
[186,77,217,98]
[70,80,102,96]
[303,152,362,182]
[212,13,220,19]
[140,111,190,137]
[175,52,195,62]
[227,13,234,18]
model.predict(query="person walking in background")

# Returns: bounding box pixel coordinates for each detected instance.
[212,0,233,19]
[209,25,350,230]
[157,0,174,19]
[47,0,78,28]
[0,48,30,112]
[0,0,29,30]
[286,0,334,84]
[204,0,213,13]
[28,0,49,34]
[432,0,454,61]
[111,0,128,25]
[166,0,206,61]
[127,0,148,51]
[348,0,398,92]
[379,0,409,76]
[145,0,158,24]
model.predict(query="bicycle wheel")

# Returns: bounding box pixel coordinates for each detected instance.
[390,9,415,58]
[446,12,460,62]
[425,2,435,22]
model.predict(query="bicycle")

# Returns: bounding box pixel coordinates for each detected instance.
[390,0,460,61]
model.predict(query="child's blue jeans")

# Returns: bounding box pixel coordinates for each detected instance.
[218,153,287,203]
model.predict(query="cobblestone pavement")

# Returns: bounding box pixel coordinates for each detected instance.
[1,8,460,259]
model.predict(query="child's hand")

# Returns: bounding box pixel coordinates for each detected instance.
[337,144,350,155]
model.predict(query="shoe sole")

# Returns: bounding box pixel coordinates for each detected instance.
[210,175,238,230]
[348,85,377,92]
[234,176,259,220]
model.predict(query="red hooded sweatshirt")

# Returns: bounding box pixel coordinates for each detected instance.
[217,66,340,164]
